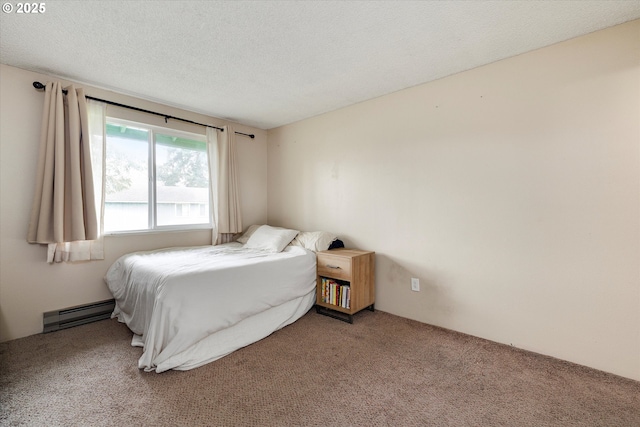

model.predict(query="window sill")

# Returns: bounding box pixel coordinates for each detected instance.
[104,226,212,237]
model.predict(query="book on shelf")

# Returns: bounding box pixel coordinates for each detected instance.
[320,277,350,309]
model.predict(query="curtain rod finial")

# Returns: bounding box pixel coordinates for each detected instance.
[33,81,46,90]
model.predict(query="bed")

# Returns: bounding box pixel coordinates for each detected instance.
[104,226,337,373]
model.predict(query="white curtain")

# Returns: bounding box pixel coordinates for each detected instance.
[207,125,242,245]
[47,100,106,262]
[27,81,106,262]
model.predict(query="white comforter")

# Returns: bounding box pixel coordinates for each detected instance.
[105,243,316,372]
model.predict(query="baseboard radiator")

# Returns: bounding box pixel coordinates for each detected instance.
[43,299,115,333]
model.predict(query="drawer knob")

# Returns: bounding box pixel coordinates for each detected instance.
[326,264,341,269]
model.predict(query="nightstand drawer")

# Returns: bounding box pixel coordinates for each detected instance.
[317,254,352,280]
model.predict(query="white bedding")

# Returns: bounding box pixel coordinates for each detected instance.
[105,242,316,372]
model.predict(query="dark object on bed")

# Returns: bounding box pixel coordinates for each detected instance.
[328,239,344,250]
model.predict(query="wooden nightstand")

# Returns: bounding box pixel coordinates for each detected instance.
[315,249,375,323]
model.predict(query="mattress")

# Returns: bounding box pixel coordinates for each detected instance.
[104,242,316,372]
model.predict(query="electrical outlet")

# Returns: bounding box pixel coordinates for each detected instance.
[411,277,420,292]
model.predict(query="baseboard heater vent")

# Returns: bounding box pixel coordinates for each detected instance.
[43,299,115,333]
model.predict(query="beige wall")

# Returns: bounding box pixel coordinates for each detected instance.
[267,21,640,380]
[0,64,268,341]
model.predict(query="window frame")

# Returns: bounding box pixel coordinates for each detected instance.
[104,117,212,235]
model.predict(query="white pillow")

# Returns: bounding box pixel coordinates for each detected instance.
[244,225,299,253]
[290,231,337,252]
[236,224,262,244]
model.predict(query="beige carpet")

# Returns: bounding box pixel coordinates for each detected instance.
[1,310,638,426]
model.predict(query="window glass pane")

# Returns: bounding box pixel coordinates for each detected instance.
[104,123,149,232]
[155,134,210,227]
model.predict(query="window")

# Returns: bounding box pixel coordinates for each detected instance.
[175,203,190,217]
[104,119,210,233]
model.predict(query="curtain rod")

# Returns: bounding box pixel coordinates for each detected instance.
[32,81,255,139]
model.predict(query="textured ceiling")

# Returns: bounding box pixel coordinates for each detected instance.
[1,1,639,129]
